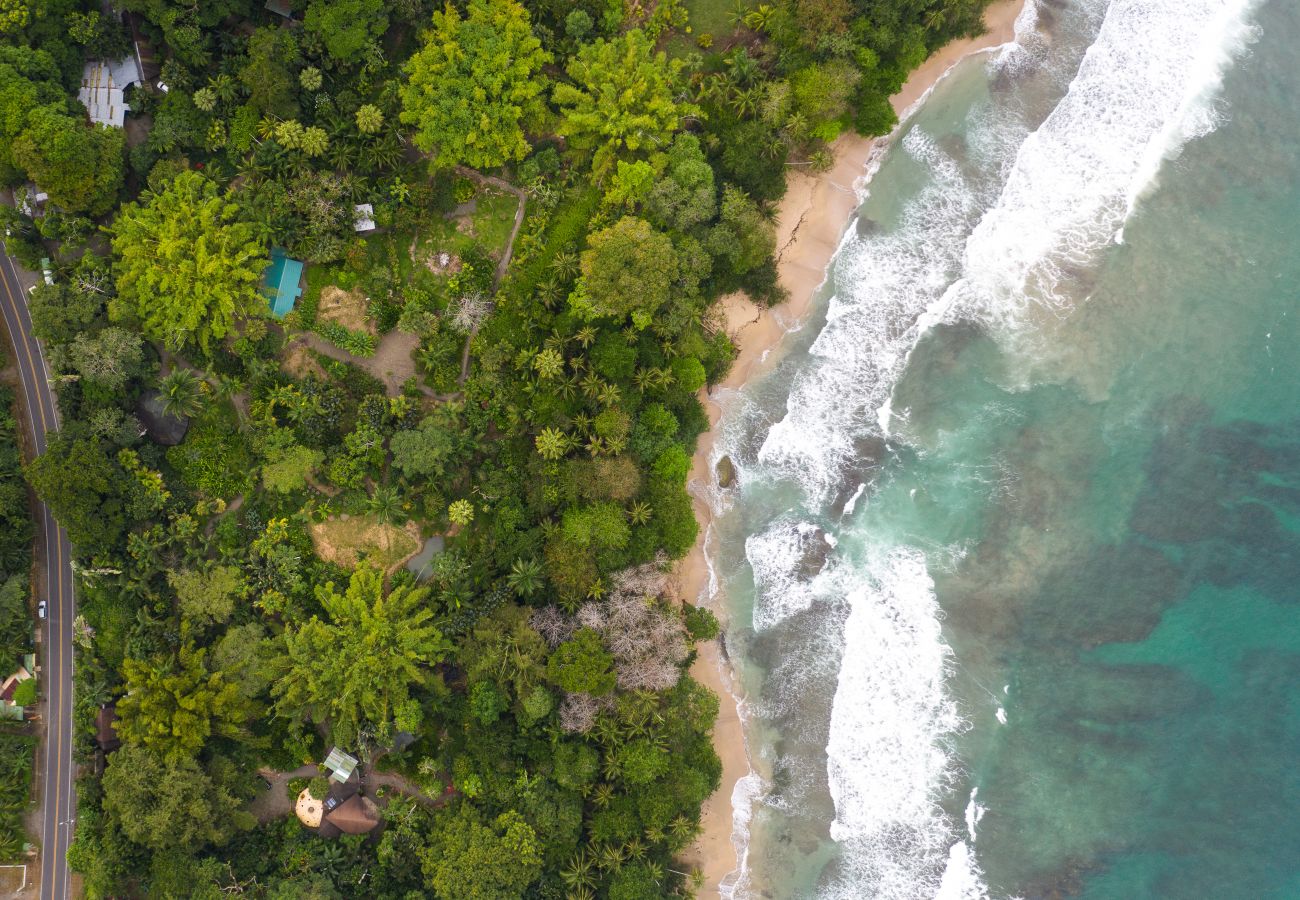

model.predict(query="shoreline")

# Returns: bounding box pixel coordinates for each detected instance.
[677,1,1029,895]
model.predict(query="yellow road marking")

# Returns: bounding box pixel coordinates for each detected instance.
[0,260,65,897]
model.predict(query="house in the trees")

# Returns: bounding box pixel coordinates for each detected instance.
[263,248,305,318]
[323,746,359,783]
[78,57,142,128]
[95,703,121,752]
[0,654,35,721]
[319,793,379,836]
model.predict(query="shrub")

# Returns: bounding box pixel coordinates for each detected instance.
[12,678,35,706]
[546,629,615,696]
[683,604,720,641]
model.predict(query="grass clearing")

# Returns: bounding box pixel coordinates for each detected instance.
[308,515,422,572]
[665,0,751,56]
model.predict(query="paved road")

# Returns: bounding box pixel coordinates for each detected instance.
[0,251,74,900]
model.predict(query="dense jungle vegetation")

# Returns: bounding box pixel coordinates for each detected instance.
[0,0,991,895]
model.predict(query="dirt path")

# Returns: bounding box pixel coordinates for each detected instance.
[249,764,319,824]
[295,331,420,397]
[452,166,528,383]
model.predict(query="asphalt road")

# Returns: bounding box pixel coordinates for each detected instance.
[0,251,74,900]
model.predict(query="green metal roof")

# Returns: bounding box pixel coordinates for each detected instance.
[263,248,304,318]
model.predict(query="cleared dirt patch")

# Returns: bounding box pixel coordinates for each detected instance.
[309,515,422,572]
[300,329,419,396]
[318,286,377,335]
[0,864,29,895]
[281,341,328,381]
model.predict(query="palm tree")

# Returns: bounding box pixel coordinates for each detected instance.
[209,73,239,103]
[300,126,330,158]
[597,843,625,872]
[550,250,580,281]
[157,368,205,419]
[725,48,761,88]
[535,427,570,460]
[590,782,615,808]
[628,501,653,526]
[506,558,544,597]
[561,851,597,890]
[367,484,402,527]
[532,348,565,381]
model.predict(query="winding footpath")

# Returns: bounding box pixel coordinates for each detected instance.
[0,250,74,900]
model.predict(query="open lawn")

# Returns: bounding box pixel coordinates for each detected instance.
[308,515,422,572]
[665,0,751,56]
[296,182,518,356]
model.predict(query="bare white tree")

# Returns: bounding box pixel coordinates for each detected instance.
[451,292,493,334]
[559,692,600,733]
[531,606,574,647]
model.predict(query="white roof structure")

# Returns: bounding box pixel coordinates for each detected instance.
[353,203,376,233]
[323,747,359,783]
[78,57,142,128]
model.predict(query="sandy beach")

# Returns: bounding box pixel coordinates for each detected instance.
[678,1,1029,894]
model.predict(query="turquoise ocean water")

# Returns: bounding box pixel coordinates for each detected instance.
[706,0,1299,897]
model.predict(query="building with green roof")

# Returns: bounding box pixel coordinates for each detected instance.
[264,248,304,318]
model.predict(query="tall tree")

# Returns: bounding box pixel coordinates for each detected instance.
[304,0,388,62]
[108,171,267,354]
[102,746,253,852]
[0,45,66,182]
[553,29,700,179]
[168,565,248,626]
[11,108,124,217]
[420,806,543,900]
[400,0,551,169]
[114,644,257,761]
[574,216,678,324]
[273,566,451,744]
[25,434,127,551]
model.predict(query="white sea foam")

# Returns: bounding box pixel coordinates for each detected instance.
[750,0,1268,897]
[948,0,1267,330]
[935,842,988,900]
[746,520,838,631]
[823,548,965,900]
[964,788,985,842]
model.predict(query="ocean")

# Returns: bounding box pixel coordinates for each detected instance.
[705,0,1300,896]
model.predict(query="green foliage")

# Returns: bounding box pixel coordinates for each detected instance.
[115,644,257,761]
[169,565,248,626]
[166,405,253,499]
[11,677,35,706]
[260,435,324,494]
[468,680,507,725]
[0,45,65,181]
[684,603,720,640]
[102,746,253,852]
[391,404,476,479]
[554,29,701,178]
[11,109,124,216]
[240,26,299,118]
[29,280,104,345]
[304,0,388,62]
[274,566,451,744]
[575,217,678,324]
[546,628,616,696]
[420,806,543,900]
[0,733,33,862]
[64,326,145,393]
[400,0,551,169]
[26,434,126,551]
[646,133,716,231]
[109,171,267,354]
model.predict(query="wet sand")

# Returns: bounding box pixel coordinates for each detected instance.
[677,1,1030,894]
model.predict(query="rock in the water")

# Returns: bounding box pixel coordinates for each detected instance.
[716,455,737,489]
